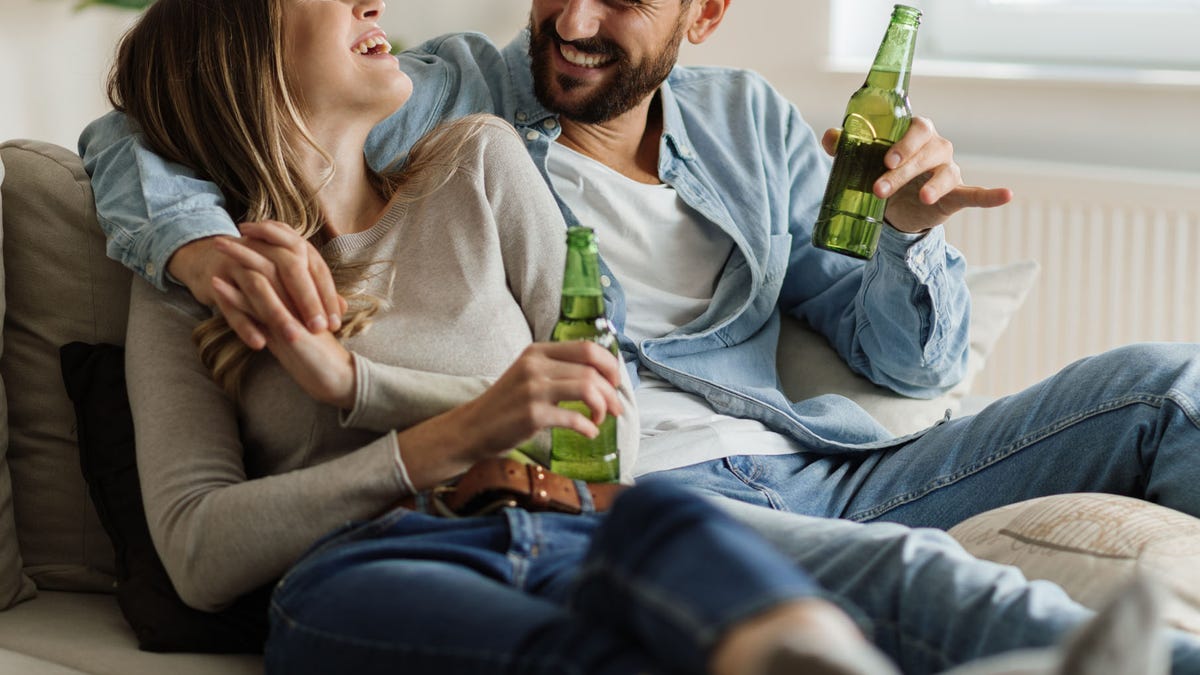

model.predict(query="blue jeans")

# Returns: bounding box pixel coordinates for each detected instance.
[264,482,819,675]
[651,343,1200,528]
[709,497,1200,674]
[646,343,1200,672]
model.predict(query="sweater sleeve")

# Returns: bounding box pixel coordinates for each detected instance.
[340,353,493,433]
[125,280,411,612]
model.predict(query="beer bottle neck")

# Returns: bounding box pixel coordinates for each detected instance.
[866,8,920,92]
[560,230,607,321]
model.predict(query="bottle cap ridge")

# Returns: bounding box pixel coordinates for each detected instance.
[892,4,922,25]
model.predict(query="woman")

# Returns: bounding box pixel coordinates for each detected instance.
[108,0,894,674]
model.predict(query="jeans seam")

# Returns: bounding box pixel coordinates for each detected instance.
[723,456,787,510]
[847,393,1179,522]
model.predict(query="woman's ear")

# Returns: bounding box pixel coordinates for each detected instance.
[687,0,731,46]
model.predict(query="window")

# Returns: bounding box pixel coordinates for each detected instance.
[830,0,1200,79]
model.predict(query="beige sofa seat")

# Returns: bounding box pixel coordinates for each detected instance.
[0,591,258,675]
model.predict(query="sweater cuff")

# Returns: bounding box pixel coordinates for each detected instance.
[389,432,417,496]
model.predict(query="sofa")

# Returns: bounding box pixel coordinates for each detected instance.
[1,139,1197,674]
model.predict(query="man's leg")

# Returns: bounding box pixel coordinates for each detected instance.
[709,497,1200,674]
[659,343,1200,528]
[840,343,1200,528]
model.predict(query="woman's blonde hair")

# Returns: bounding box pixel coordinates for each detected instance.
[109,0,492,398]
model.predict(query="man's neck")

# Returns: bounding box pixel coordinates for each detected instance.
[556,93,664,185]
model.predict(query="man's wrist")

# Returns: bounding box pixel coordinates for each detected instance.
[166,236,226,304]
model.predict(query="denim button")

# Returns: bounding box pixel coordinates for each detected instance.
[145,262,156,277]
[525,130,539,142]
[544,119,558,130]
[600,275,612,288]
[516,112,528,122]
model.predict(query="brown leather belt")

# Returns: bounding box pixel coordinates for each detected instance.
[400,458,625,518]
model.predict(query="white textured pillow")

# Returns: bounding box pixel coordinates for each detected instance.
[777,260,1040,435]
[948,493,1200,635]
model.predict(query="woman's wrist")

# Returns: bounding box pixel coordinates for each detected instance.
[393,407,482,490]
[330,348,357,410]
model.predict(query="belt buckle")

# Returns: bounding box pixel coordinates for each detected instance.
[430,485,518,518]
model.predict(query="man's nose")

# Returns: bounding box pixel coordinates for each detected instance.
[556,0,603,42]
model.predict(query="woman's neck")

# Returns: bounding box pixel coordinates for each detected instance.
[298,125,389,238]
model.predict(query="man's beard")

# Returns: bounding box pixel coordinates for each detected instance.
[528,16,684,124]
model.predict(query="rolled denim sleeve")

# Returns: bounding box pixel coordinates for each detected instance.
[778,106,970,398]
[853,225,971,396]
[79,111,239,290]
[79,33,512,291]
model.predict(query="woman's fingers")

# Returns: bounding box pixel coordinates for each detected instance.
[226,266,306,343]
[239,221,341,333]
[538,401,602,439]
[535,341,624,388]
[481,341,626,439]
[210,277,267,350]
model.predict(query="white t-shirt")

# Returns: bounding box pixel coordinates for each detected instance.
[547,142,799,475]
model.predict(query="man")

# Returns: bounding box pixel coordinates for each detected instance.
[79,0,1200,670]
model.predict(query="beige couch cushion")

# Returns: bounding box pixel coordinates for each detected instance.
[949,493,1200,635]
[0,140,133,600]
[0,591,261,675]
[0,145,40,610]
[779,260,1039,436]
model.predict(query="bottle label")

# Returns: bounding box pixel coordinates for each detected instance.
[843,112,878,139]
[833,132,892,196]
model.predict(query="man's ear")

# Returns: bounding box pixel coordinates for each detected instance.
[686,0,731,45]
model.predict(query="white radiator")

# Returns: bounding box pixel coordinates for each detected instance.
[945,157,1200,398]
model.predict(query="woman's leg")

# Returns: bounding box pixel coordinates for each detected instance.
[265,508,656,675]
[711,497,1200,674]
[565,482,893,675]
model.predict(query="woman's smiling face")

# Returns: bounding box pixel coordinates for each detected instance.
[283,0,413,127]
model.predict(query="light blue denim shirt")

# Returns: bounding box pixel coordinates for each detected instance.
[79,30,970,455]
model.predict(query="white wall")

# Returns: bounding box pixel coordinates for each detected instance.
[0,1,139,151]
[2,0,1196,174]
[0,0,530,151]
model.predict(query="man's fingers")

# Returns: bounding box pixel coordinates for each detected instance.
[940,186,1015,214]
[239,220,303,247]
[214,236,277,277]
[913,162,964,205]
[885,116,937,169]
[821,128,841,156]
[876,137,952,199]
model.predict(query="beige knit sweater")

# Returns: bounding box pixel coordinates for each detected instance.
[126,118,637,612]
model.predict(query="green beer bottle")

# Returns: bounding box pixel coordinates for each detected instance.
[812,4,922,259]
[549,227,621,483]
